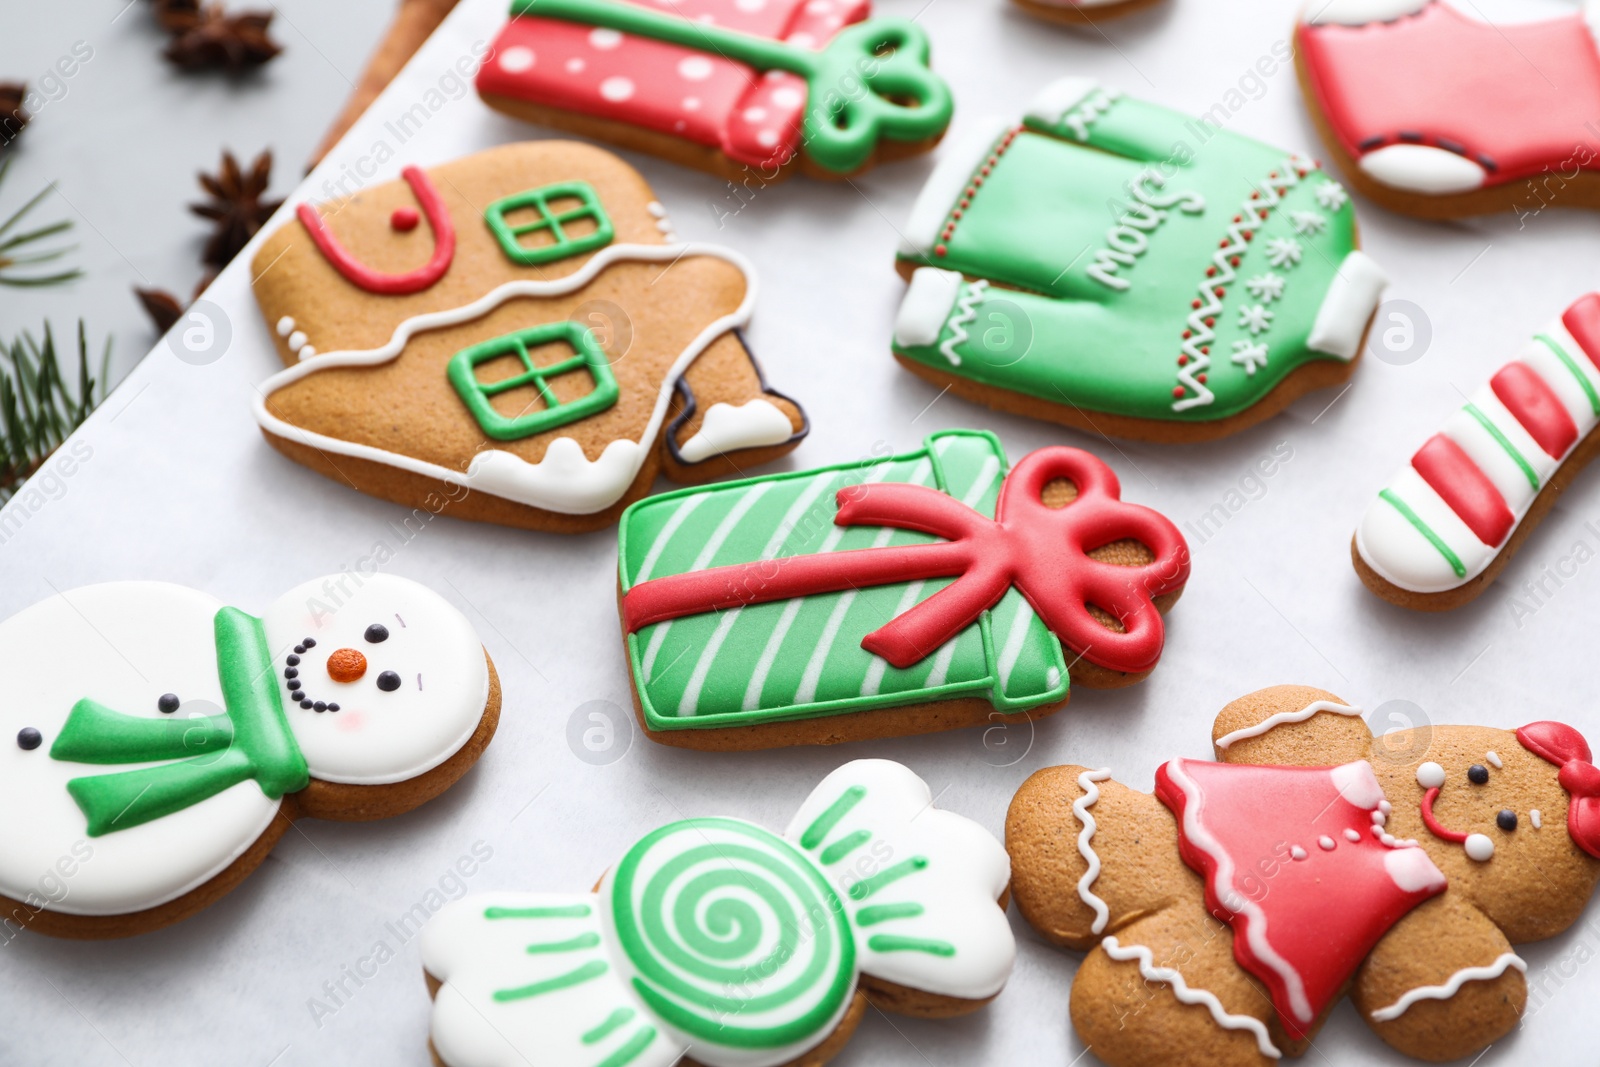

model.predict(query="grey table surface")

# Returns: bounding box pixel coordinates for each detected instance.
[3,0,1600,1064]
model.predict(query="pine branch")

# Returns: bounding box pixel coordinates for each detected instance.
[0,157,83,288]
[0,322,113,504]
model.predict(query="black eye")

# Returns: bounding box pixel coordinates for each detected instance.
[376,670,401,692]
[364,624,390,644]
[1497,810,1517,832]
[1468,764,1489,785]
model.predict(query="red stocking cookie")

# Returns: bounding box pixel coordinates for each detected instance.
[1008,685,1600,1064]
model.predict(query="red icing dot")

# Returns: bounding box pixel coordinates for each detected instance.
[1233,215,1242,224]
[1177,354,1188,366]
[934,244,947,256]
[1218,240,1229,249]
[390,207,420,232]
[1214,287,1225,298]
[973,177,983,187]
[1231,257,1241,267]
[1206,267,1216,277]
[952,210,963,219]
[1173,386,1186,398]
[1191,299,1202,309]
[1205,318,1215,328]
[960,198,971,209]
[1251,191,1260,200]
[1197,373,1208,383]
[1201,346,1210,355]
[1242,231,1253,242]
[1182,330,1192,339]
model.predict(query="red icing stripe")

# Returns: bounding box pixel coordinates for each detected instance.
[1561,293,1600,370]
[1491,361,1578,459]
[1410,434,1513,546]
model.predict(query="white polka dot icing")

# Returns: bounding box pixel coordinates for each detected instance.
[589,27,622,49]
[679,56,713,81]
[499,47,535,73]
[599,76,634,102]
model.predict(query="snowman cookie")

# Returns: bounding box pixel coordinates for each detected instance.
[420,760,1015,1067]
[1297,1,1600,219]
[1355,291,1600,609]
[251,141,807,534]
[475,0,953,181]
[892,78,1387,443]
[1006,685,1600,1065]
[0,573,499,938]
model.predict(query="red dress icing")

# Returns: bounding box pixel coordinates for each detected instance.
[476,0,869,170]
[1297,2,1600,185]
[1154,759,1447,1038]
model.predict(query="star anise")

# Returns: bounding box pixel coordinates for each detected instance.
[0,83,27,146]
[134,287,185,333]
[189,149,281,269]
[155,0,282,71]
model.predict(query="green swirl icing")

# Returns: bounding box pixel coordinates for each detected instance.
[609,817,856,1050]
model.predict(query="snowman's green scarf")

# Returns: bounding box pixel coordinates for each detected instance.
[49,607,310,836]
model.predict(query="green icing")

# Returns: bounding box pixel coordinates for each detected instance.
[616,430,1069,732]
[595,1027,657,1067]
[609,816,856,1050]
[493,959,610,1002]
[510,0,953,174]
[447,320,619,441]
[51,607,308,837]
[1464,403,1540,491]
[855,902,924,927]
[847,856,927,901]
[527,932,602,954]
[484,181,614,266]
[1380,488,1466,578]
[582,1007,636,1045]
[799,785,864,849]
[866,934,955,957]
[486,904,593,919]
[893,90,1365,422]
[1537,333,1600,416]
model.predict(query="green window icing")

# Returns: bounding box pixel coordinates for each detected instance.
[609,817,856,1051]
[447,321,619,441]
[484,181,614,266]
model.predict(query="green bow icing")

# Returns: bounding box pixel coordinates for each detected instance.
[509,0,954,174]
[49,607,309,837]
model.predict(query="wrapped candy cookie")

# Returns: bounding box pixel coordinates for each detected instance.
[616,429,1190,749]
[892,78,1387,443]
[1007,685,1600,1064]
[421,759,1014,1067]
[0,574,499,938]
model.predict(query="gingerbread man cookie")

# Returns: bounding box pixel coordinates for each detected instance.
[1297,1,1600,219]
[1354,292,1600,609]
[475,0,953,181]
[250,141,807,534]
[1007,685,1600,1064]
[616,429,1189,750]
[892,78,1387,443]
[420,760,1014,1067]
[0,573,499,938]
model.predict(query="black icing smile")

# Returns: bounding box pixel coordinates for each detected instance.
[282,623,417,712]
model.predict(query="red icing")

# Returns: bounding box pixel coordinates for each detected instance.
[475,0,869,170]
[1297,3,1600,186]
[390,206,420,232]
[1419,786,1469,844]
[622,446,1191,675]
[297,165,455,295]
[1491,361,1578,459]
[1155,759,1447,1037]
[1411,433,1513,546]
[1518,720,1600,859]
[1561,293,1600,370]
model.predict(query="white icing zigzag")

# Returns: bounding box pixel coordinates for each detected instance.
[1101,937,1283,1059]
[1214,700,1363,750]
[940,279,990,366]
[1368,952,1527,1023]
[1074,768,1113,935]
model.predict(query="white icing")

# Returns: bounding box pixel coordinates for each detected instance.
[1333,761,1386,809]
[1319,835,1337,850]
[1023,76,1101,128]
[1290,845,1307,860]
[1215,699,1363,749]
[894,267,964,348]
[1100,937,1282,1059]
[1485,750,1503,769]
[1359,144,1487,195]
[1344,827,1363,843]
[1465,833,1495,861]
[675,399,794,464]
[276,315,294,337]
[287,330,308,352]
[265,573,489,785]
[1417,762,1446,789]
[937,279,989,366]
[254,243,757,516]
[1356,466,1498,593]
[1531,808,1543,828]
[1302,0,1429,25]
[1306,250,1388,360]
[1369,952,1527,1022]
[298,346,315,360]
[1073,768,1114,935]
[1384,847,1448,893]
[898,119,1011,256]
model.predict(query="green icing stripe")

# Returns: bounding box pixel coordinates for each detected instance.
[485,904,592,920]
[526,932,601,954]
[848,856,929,901]
[867,935,956,957]
[1536,333,1600,416]
[1379,489,1466,578]
[1463,403,1540,491]
[819,830,872,866]
[800,786,864,849]
[596,1027,657,1067]
[855,902,924,927]
[582,1007,636,1045]
[492,960,608,1002]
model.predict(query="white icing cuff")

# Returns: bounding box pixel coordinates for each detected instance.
[899,118,1011,257]
[466,438,645,515]
[1359,143,1487,195]
[1307,250,1387,360]
[1302,0,1430,25]
[1025,77,1103,127]
[894,267,966,348]
[676,399,794,463]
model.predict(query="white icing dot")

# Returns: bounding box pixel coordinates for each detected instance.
[1372,810,1387,826]
[772,86,803,108]
[1465,833,1495,862]
[499,46,535,73]
[790,31,816,48]
[298,346,316,360]
[1531,809,1543,829]
[1380,800,1393,815]
[756,129,779,148]
[1290,845,1307,861]
[590,28,622,49]
[276,315,295,337]
[1416,762,1446,789]
[683,96,702,111]
[646,201,667,217]
[287,330,307,351]
[743,106,768,123]
[566,57,585,73]
[599,76,634,102]
[1486,750,1503,769]
[1319,835,1336,850]
[1344,828,1362,843]
[679,56,713,81]
[736,0,766,9]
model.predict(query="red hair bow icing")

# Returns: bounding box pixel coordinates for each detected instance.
[1517,720,1600,859]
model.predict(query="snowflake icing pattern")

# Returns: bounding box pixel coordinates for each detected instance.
[1238,304,1274,336]
[1265,238,1303,268]
[1245,273,1286,303]
[1231,339,1270,376]
[1290,211,1328,236]
[1315,181,1348,211]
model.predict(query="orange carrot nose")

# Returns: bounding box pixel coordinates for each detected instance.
[326,648,367,683]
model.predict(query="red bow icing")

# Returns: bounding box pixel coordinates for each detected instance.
[621,446,1190,675]
[1518,720,1600,859]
